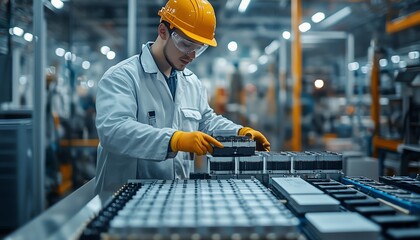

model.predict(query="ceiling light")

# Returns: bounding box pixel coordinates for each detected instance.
[282,31,291,40]
[238,0,251,13]
[228,41,238,52]
[19,76,28,85]
[87,80,95,88]
[55,48,65,57]
[311,12,325,23]
[82,61,91,70]
[248,64,258,73]
[100,46,110,55]
[12,27,24,36]
[408,51,419,59]
[380,97,389,105]
[225,0,237,9]
[64,52,72,61]
[107,51,116,60]
[347,62,359,71]
[391,55,400,63]
[264,40,279,55]
[399,61,407,68]
[319,7,351,29]
[299,22,311,32]
[51,0,64,9]
[379,59,388,67]
[314,79,324,89]
[258,55,268,65]
[23,33,33,42]
[361,65,368,74]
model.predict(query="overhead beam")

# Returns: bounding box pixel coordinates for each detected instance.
[386,10,420,33]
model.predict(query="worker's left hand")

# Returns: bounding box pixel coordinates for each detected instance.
[238,127,271,151]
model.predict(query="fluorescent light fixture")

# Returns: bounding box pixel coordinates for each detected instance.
[379,59,388,67]
[391,55,400,63]
[248,63,258,73]
[299,22,311,32]
[228,41,238,52]
[107,51,116,60]
[238,0,251,13]
[311,12,325,23]
[12,27,24,36]
[51,0,64,9]
[264,40,279,55]
[82,61,91,70]
[258,55,268,65]
[319,7,351,29]
[225,0,237,10]
[23,33,33,42]
[282,31,291,39]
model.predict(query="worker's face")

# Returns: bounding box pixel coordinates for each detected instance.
[163,29,202,71]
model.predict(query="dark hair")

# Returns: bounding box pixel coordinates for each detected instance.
[161,21,174,34]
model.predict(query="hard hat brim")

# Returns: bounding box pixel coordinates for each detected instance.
[180,28,217,47]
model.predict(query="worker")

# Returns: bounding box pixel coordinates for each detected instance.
[94,0,270,194]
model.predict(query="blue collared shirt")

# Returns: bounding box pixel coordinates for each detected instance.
[165,69,177,101]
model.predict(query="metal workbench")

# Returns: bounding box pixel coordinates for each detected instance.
[5,178,104,240]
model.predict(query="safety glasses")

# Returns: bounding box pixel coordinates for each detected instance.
[171,31,208,57]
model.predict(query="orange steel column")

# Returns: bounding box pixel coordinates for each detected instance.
[371,51,380,138]
[370,45,381,157]
[291,0,302,151]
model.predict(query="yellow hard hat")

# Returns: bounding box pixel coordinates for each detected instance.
[158,0,217,47]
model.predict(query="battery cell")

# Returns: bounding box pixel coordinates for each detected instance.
[304,212,380,240]
[238,155,264,174]
[212,136,256,157]
[84,179,299,240]
[263,152,291,173]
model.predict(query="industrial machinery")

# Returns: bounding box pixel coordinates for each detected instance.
[6,148,420,240]
[74,149,420,240]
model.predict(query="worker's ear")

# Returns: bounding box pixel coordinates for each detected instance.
[158,23,170,40]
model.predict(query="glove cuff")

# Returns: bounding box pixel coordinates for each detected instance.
[170,131,183,152]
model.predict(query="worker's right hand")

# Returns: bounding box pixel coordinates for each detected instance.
[170,131,224,155]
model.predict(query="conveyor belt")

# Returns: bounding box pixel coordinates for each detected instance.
[342,176,420,214]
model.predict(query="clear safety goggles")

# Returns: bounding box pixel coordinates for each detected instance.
[171,31,208,57]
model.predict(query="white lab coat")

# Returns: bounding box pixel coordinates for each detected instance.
[95,43,241,194]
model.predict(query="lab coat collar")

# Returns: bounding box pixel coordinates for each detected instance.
[140,42,159,74]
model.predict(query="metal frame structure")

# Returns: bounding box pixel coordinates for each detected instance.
[291,0,302,151]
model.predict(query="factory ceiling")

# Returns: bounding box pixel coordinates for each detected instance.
[11,0,420,64]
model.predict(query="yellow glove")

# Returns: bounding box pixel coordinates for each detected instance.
[238,127,271,151]
[170,131,224,155]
